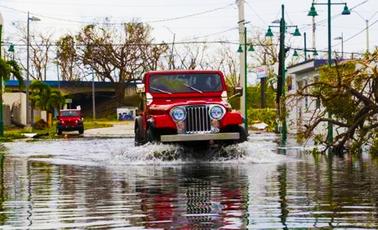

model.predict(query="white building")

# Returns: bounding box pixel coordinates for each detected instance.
[286,59,329,136]
[2,92,27,127]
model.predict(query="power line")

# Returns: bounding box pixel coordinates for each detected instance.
[144,3,234,23]
[334,19,378,47]
[0,3,235,25]
[1,39,281,48]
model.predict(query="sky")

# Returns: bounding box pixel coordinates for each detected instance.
[0,0,377,79]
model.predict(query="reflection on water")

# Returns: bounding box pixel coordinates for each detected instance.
[1,138,378,228]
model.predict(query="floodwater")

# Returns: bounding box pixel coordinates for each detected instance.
[1,134,378,229]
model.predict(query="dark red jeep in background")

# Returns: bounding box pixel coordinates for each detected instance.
[134,70,247,146]
[56,109,84,135]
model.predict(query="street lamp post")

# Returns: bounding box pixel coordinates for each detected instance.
[307,0,350,145]
[304,32,308,61]
[26,12,40,126]
[0,13,4,136]
[237,26,254,133]
[266,4,301,145]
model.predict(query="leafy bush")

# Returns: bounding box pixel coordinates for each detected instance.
[247,108,277,132]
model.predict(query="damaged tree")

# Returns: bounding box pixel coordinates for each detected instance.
[295,50,378,154]
[74,22,168,103]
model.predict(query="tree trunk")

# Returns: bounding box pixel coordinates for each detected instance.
[115,82,126,105]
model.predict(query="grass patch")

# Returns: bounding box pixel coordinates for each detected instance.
[2,119,118,141]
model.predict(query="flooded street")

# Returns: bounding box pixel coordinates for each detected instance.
[1,135,378,229]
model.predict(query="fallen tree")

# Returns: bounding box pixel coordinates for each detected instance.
[294,50,378,154]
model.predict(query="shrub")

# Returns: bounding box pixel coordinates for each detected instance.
[247,108,277,132]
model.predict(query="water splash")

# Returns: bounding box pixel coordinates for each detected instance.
[4,135,286,166]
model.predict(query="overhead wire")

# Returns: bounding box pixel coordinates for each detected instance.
[0,2,235,25]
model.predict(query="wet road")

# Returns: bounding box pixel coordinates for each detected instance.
[1,135,378,229]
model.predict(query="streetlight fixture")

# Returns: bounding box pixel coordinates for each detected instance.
[236,26,254,132]
[293,50,299,57]
[266,4,301,145]
[8,43,15,60]
[26,12,41,126]
[334,33,344,59]
[307,0,351,145]
[0,12,4,136]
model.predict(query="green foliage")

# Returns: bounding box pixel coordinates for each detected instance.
[0,59,23,85]
[0,58,11,80]
[370,138,378,156]
[247,108,277,132]
[29,81,65,113]
[316,63,358,122]
[246,83,276,109]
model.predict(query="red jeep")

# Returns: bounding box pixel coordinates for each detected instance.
[134,70,247,146]
[56,109,84,135]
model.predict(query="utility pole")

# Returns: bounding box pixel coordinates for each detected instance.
[92,71,96,121]
[366,19,369,53]
[26,12,30,126]
[169,33,175,70]
[237,0,247,130]
[56,50,60,89]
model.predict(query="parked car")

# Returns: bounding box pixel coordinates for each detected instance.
[134,70,247,146]
[56,109,84,135]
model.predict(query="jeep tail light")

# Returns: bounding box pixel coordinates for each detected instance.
[146,93,153,106]
[221,91,228,102]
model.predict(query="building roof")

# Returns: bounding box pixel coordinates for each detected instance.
[287,59,328,75]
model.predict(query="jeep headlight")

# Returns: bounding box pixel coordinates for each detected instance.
[209,105,225,120]
[170,107,186,122]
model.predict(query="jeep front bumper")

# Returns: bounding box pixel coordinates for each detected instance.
[160,132,240,142]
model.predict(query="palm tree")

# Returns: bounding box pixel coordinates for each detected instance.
[0,59,22,133]
[29,81,65,126]
[0,59,23,84]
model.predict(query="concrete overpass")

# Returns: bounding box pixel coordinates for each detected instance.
[5,80,137,95]
[5,80,139,119]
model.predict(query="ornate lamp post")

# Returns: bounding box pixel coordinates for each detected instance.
[307,0,350,144]
[266,4,301,145]
[26,12,40,126]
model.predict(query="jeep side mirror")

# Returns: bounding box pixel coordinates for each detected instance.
[136,83,145,94]
[235,86,243,96]
[228,87,243,100]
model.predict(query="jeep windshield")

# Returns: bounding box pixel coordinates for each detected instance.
[149,74,222,94]
[60,111,80,117]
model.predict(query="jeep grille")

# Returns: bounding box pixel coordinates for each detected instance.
[185,105,211,133]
